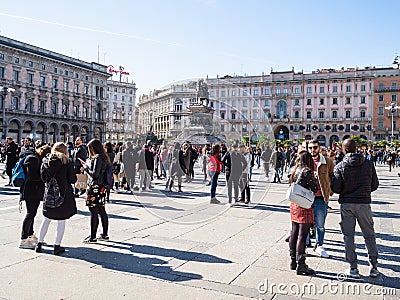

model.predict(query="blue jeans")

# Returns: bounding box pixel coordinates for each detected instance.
[210,172,220,198]
[313,197,328,246]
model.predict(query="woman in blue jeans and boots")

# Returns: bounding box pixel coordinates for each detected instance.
[208,144,223,204]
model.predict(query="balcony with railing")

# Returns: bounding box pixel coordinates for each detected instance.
[374,86,400,92]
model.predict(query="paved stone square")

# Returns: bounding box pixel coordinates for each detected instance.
[0,162,399,299]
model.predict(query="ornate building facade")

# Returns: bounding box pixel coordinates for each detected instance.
[105,80,137,143]
[207,67,399,146]
[0,35,109,143]
[137,82,197,140]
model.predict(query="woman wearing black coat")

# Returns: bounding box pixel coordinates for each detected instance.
[19,145,52,249]
[36,142,77,255]
[81,139,111,243]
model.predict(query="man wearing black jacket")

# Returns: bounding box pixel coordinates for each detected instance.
[4,137,19,186]
[72,137,88,197]
[331,139,379,279]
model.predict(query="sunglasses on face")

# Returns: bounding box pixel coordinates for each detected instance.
[308,146,319,150]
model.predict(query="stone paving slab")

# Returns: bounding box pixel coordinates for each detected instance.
[0,163,399,299]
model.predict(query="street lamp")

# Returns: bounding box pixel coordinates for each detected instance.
[385,103,400,143]
[393,55,399,69]
[0,86,16,141]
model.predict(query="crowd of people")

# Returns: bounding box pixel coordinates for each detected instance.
[0,135,393,279]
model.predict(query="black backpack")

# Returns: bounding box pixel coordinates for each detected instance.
[43,177,65,208]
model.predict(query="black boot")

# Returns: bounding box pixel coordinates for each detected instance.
[296,254,314,275]
[54,245,65,255]
[35,242,42,253]
[178,185,183,192]
[289,250,297,270]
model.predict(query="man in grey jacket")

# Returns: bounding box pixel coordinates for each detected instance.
[122,142,139,193]
[331,139,379,279]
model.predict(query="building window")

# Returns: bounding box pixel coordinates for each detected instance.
[332,111,337,118]
[231,112,236,119]
[12,97,19,110]
[307,99,311,105]
[332,124,337,132]
[361,84,366,91]
[83,107,88,118]
[345,124,350,132]
[294,99,300,106]
[378,121,384,129]
[232,89,237,96]
[346,97,351,104]
[307,87,312,94]
[84,85,89,95]
[295,87,300,94]
[243,89,248,96]
[264,99,269,106]
[0,67,4,78]
[54,67,58,73]
[210,101,214,107]
[254,89,259,96]
[360,110,366,118]
[378,95,384,102]
[74,83,79,93]
[346,85,351,92]
[306,111,312,119]
[360,96,366,104]
[306,124,311,132]
[294,111,299,118]
[276,100,287,118]
[27,61,33,67]
[392,94,397,102]
[40,76,46,87]
[360,124,366,132]
[320,86,325,93]
[319,111,324,118]
[320,98,324,105]
[220,112,225,119]
[0,53,4,60]
[13,70,20,81]
[73,105,79,116]
[243,99,247,107]
[332,97,338,105]
[26,99,33,112]
[51,102,57,114]
[14,57,19,64]
[264,88,269,95]
[28,73,34,84]
[283,88,288,94]
[221,90,226,97]
[62,104,68,114]
[41,64,46,70]
[52,78,58,89]
[345,110,351,118]
[378,106,384,115]
[39,101,46,113]
[333,86,338,93]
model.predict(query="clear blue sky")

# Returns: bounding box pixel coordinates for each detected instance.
[0,0,399,95]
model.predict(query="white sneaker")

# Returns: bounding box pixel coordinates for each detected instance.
[145,188,151,192]
[315,245,330,258]
[19,239,35,249]
[138,188,143,192]
[28,235,38,244]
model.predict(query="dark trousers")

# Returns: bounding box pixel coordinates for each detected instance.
[240,174,250,202]
[273,167,281,182]
[21,198,41,239]
[6,162,16,183]
[89,205,109,239]
[210,172,220,198]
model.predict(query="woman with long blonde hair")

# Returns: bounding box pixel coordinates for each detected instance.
[36,142,77,255]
